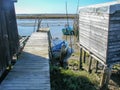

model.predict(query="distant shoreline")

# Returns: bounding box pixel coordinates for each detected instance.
[16,14,77,19]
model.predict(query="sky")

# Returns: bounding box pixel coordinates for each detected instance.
[15,0,115,14]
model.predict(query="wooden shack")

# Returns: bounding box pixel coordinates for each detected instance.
[0,0,19,77]
[79,1,120,65]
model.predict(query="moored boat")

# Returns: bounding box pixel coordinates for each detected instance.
[51,38,68,59]
[62,24,74,35]
[62,2,74,36]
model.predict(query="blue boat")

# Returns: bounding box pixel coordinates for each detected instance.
[51,38,68,59]
[62,24,74,35]
[62,2,74,35]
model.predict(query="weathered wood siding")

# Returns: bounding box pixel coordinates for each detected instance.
[0,0,19,76]
[3,0,19,58]
[79,2,120,64]
[107,11,120,64]
[79,13,109,63]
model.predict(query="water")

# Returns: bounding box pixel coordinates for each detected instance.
[17,19,74,39]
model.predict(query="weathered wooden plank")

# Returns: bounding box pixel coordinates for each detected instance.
[0,32,50,90]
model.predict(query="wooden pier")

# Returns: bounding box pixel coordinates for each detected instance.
[0,32,50,90]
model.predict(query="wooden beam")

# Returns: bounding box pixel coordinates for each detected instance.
[88,56,92,73]
[100,65,112,89]
[83,51,86,63]
[95,61,99,73]
[77,43,107,66]
[79,48,83,69]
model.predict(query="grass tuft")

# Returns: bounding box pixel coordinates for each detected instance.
[50,64,99,90]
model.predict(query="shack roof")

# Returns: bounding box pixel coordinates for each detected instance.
[79,1,120,14]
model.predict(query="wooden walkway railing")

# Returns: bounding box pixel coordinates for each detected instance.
[0,32,50,90]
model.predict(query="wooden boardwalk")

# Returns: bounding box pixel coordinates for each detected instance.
[0,32,50,90]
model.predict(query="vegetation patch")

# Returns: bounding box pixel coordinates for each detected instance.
[50,64,99,90]
[50,43,120,90]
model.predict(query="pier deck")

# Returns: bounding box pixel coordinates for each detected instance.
[0,32,50,90]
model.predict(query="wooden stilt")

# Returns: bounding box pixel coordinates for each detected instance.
[70,33,72,53]
[60,45,66,67]
[47,31,53,63]
[95,61,99,73]
[66,35,67,41]
[74,33,76,43]
[16,53,19,60]
[100,65,112,89]
[37,19,42,30]
[79,47,83,69]
[105,65,112,89]
[100,66,106,88]
[88,56,92,73]
[83,51,86,63]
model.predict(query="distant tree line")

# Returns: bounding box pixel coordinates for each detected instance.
[16,14,77,19]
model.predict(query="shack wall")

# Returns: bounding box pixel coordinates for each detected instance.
[107,10,120,64]
[79,2,120,64]
[0,0,19,76]
[3,0,19,58]
[79,11,109,63]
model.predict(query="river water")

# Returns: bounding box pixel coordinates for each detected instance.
[17,19,74,39]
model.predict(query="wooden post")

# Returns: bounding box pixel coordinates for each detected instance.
[34,18,37,32]
[83,51,86,63]
[37,19,42,31]
[79,47,83,70]
[66,35,67,41]
[60,45,66,67]
[95,61,99,73]
[73,31,76,43]
[100,65,112,89]
[105,66,112,88]
[47,31,53,61]
[88,56,92,73]
[100,67,107,88]
[70,31,74,53]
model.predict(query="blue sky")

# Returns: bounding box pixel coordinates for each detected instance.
[15,0,114,14]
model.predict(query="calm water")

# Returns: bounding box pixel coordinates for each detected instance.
[17,19,74,39]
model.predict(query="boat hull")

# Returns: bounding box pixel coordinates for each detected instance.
[62,28,74,35]
[51,38,68,59]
